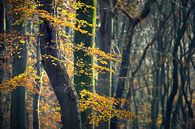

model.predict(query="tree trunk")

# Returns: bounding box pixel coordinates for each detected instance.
[97,0,112,96]
[33,32,42,129]
[39,19,82,129]
[74,0,96,92]
[0,0,5,128]
[164,4,194,128]
[10,2,28,128]
[110,23,135,129]
[110,0,156,128]
[151,33,162,129]
[96,0,112,128]
[38,1,82,129]
[74,0,96,128]
[10,23,28,129]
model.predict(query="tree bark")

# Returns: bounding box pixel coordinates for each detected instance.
[110,22,135,129]
[164,3,195,129]
[33,31,42,129]
[39,20,82,129]
[74,0,96,128]
[0,0,5,128]
[74,0,96,92]
[111,0,156,128]
[97,0,112,96]
[38,1,82,129]
[96,1,112,129]
[10,22,28,129]
[10,1,28,128]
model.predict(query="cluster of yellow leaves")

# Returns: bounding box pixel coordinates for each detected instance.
[93,64,114,73]
[79,90,135,126]
[9,0,97,32]
[40,102,61,122]
[72,1,96,10]
[0,33,36,42]
[8,0,38,25]
[0,66,37,93]
[12,7,94,36]
[74,42,119,62]
[74,59,93,77]
[74,42,119,73]
[0,32,37,61]
[8,0,120,76]
[156,115,163,127]
[87,47,119,62]
[26,72,62,129]
[38,75,62,129]
[42,43,118,75]
[192,98,195,105]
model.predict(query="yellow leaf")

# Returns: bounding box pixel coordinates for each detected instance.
[19,40,25,44]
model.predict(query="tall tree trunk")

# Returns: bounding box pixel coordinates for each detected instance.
[151,32,162,129]
[111,0,156,128]
[33,31,42,129]
[164,3,194,128]
[96,0,112,128]
[110,22,135,129]
[74,0,96,129]
[39,20,82,129]
[97,0,112,96]
[10,2,28,129]
[74,0,96,92]
[10,20,28,129]
[0,0,5,128]
[38,0,82,129]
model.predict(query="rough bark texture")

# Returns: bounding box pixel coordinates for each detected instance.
[39,20,82,129]
[38,1,82,128]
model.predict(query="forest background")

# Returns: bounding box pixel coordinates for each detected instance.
[0,0,195,129]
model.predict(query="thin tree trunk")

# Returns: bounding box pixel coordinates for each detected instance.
[110,23,135,129]
[0,0,5,128]
[151,34,161,129]
[164,4,194,128]
[33,34,42,129]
